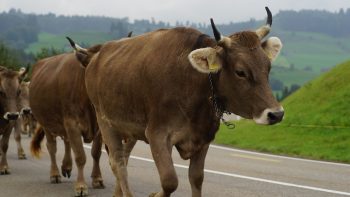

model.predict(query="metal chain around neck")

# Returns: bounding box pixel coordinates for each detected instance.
[208,73,235,129]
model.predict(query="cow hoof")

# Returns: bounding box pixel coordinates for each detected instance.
[50,175,62,183]
[92,179,105,189]
[18,154,27,160]
[74,184,88,197]
[61,168,72,178]
[0,167,10,175]
[149,193,157,197]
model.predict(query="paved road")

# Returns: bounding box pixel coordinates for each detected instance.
[1,135,350,197]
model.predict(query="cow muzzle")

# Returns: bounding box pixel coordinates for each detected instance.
[253,107,284,125]
[4,112,20,121]
[21,107,32,115]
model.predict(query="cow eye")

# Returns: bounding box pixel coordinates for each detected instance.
[17,89,21,97]
[235,70,247,78]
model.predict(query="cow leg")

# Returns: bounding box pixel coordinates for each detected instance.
[123,139,137,166]
[147,129,178,197]
[115,139,137,195]
[91,131,104,189]
[14,120,26,159]
[20,117,28,134]
[61,138,72,178]
[0,129,11,175]
[188,144,209,197]
[65,124,88,197]
[97,119,133,197]
[45,131,61,183]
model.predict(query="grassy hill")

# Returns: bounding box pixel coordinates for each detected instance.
[25,32,115,54]
[215,60,350,163]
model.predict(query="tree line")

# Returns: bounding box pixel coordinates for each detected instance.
[2,8,350,50]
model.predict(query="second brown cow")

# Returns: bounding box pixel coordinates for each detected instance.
[30,52,104,196]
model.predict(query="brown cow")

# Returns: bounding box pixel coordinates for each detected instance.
[29,52,104,197]
[12,79,37,160]
[0,66,28,174]
[18,81,37,138]
[70,7,284,197]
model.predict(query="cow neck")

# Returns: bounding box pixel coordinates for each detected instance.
[208,73,235,129]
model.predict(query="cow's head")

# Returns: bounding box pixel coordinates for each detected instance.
[0,66,29,121]
[188,7,284,125]
[18,81,32,116]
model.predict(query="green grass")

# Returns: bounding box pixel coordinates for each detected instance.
[215,121,350,163]
[215,60,350,163]
[25,32,115,54]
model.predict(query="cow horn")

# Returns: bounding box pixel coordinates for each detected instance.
[127,31,133,37]
[210,18,231,47]
[210,18,221,42]
[19,66,30,81]
[256,7,272,40]
[66,36,88,54]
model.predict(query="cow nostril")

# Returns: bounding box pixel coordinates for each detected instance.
[267,111,284,124]
[268,112,277,121]
[7,113,19,120]
[23,109,31,115]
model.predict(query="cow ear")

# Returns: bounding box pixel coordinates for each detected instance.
[188,47,223,73]
[19,66,29,82]
[66,37,90,67]
[262,37,282,62]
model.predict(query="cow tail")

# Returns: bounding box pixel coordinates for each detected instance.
[30,124,45,158]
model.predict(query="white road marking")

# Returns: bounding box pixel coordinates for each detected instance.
[230,153,281,163]
[83,144,350,196]
[210,144,350,167]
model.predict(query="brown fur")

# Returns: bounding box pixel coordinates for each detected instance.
[230,31,260,49]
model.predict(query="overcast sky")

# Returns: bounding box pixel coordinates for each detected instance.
[1,0,349,24]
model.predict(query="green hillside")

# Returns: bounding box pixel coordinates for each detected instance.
[25,32,115,54]
[215,60,350,163]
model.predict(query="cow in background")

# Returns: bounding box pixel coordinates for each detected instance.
[29,52,104,197]
[18,81,36,137]
[13,79,37,160]
[70,7,283,197]
[31,32,132,196]
[0,66,28,174]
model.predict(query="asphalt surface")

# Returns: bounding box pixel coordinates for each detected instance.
[1,134,350,197]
